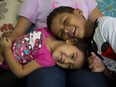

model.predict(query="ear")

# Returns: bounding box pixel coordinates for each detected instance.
[74,9,83,15]
[66,39,72,44]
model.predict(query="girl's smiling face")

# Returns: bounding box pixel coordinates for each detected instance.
[50,9,86,40]
[52,43,85,69]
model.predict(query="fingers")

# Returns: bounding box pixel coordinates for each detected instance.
[90,65,95,72]
[88,52,106,73]
[89,58,97,69]
[1,37,10,42]
[0,37,6,45]
[1,37,7,42]
[0,37,11,46]
[88,52,99,72]
[88,52,96,60]
[88,52,97,63]
[5,37,11,43]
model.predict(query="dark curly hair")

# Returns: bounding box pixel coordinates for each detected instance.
[47,6,74,32]
[73,39,91,58]
[72,39,91,68]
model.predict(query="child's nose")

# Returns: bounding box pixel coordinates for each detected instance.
[64,57,71,64]
[64,26,69,32]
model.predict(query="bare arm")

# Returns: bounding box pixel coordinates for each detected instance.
[4,48,40,79]
[8,16,32,41]
[0,16,32,64]
[1,37,41,79]
[88,6,103,22]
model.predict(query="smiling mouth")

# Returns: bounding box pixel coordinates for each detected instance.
[71,27,76,37]
[55,54,64,63]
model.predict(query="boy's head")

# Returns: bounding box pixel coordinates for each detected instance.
[47,6,86,40]
[52,39,90,69]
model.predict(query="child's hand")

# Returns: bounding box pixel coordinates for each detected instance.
[0,37,12,50]
[88,52,106,73]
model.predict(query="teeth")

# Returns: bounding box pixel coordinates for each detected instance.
[71,27,75,36]
[59,55,61,58]
[57,54,62,61]
[74,53,77,59]
[57,54,64,63]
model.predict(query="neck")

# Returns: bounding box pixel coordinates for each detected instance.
[85,21,94,39]
[51,40,65,52]
[46,36,56,52]
[46,36,65,52]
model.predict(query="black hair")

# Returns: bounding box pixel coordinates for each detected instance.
[47,6,74,31]
[73,39,91,58]
[73,39,91,68]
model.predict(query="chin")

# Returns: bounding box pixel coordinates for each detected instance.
[77,64,83,69]
[77,66,82,69]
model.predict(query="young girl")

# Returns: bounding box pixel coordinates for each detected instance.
[47,6,116,78]
[0,27,90,78]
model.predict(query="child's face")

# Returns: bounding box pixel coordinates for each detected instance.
[50,9,86,40]
[52,43,85,69]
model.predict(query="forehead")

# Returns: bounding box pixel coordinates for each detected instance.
[59,44,77,51]
[51,13,72,34]
[52,13,71,23]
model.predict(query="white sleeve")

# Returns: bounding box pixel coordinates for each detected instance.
[102,17,116,53]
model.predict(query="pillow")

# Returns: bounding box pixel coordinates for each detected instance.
[96,0,116,17]
[0,0,23,38]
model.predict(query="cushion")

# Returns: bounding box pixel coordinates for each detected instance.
[0,0,23,38]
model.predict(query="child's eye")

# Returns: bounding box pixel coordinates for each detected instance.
[72,53,77,60]
[60,31,64,38]
[72,53,74,59]
[63,19,68,25]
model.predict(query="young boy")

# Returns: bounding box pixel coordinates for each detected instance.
[47,6,116,78]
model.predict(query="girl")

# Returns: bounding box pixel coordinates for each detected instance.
[0,27,90,78]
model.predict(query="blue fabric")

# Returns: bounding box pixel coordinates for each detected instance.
[96,0,116,17]
[26,66,108,87]
[27,66,66,87]
[67,68,108,87]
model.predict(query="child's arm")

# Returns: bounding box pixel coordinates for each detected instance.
[0,37,41,79]
[0,16,32,64]
[5,51,40,79]
[88,52,113,79]
[88,6,103,23]
[8,16,32,41]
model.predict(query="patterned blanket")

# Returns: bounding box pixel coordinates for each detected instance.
[96,0,116,17]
